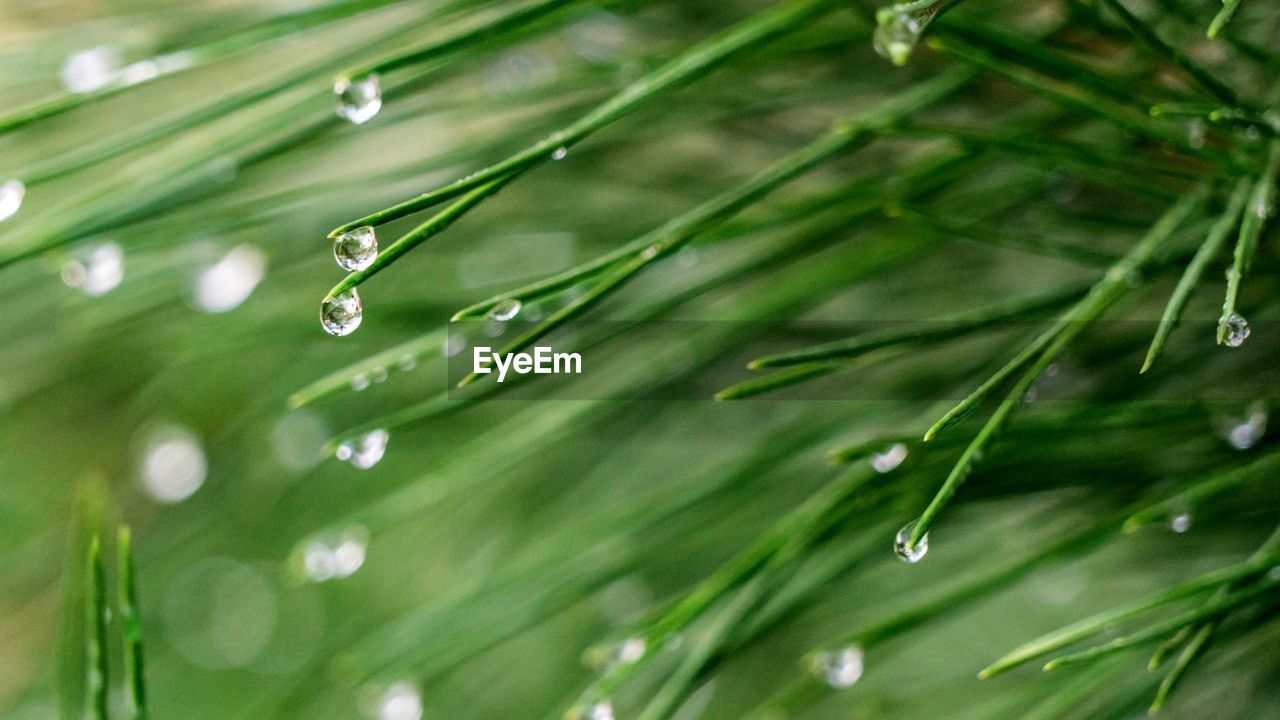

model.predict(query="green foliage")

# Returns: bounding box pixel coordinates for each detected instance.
[1,1,1279,719]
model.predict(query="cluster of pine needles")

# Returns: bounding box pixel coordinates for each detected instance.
[1,0,1278,718]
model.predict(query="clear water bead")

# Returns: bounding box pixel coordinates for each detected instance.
[894,520,928,563]
[552,146,569,160]
[321,289,363,336]
[335,74,382,124]
[336,429,389,469]
[487,298,522,321]
[1169,513,1192,534]
[873,8,925,66]
[811,645,864,689]
[1222,312,1250,348]
[334,226,378,272]
[0,179,26,223]
[870,443,908,473]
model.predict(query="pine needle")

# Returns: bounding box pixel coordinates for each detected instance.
[913,190,1205,551]
[1141,178,1251,372]
[85,535,109,720]
[1218,140,1280,344]
[118,527,149,720]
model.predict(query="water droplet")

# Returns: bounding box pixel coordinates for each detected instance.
[335,74,382,125]
[810,645,864,688]
[893,520,928,563]
[484,320,506,337]
[139,424,206,503]
[641,244,660,260]
[61,241,124,297]
[870,443,907,473]
[444,334,466,357]
[61,46,122,93]
[0,179,24,223]
[585,637,646,674]
[397,354,417,371]
[372,366,389,383]
[552,146,569,160]
[1222,312,1250,348]
[333,226,378,272]
[321,289,363,336]
[299,526,368,582]
[335,429,389,469]
[1221,401,1267,450]
[376,681,422,720]
[351,372,371,392]
[1169,513,1192,534]
[873,7,926,66]
[193,244,266,313]
[487,298,522,321]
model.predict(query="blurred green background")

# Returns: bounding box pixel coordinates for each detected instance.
[1,1,1278,719]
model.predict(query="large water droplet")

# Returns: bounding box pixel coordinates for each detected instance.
[1169,513,1192,534]
[810,645,864,688]
[335,75,382,125]
[61,241,124,297]
[893,521,928,563]
[61,46,122,93]
[321,289,363,336]
[873,7,925,66]
[298,526,368,582]
[334,227,378,272]
[0,179,27,223]
[487,298,522,321]
[552,146,569,160]
[870,443,907,473]
[335,429,389,469]
[1222,312,1250,347]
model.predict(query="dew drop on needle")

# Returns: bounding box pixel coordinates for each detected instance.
[321,289,363,336]
[335,74,382,125]
[1221,313,1250,348]
[873,6,926,66]
[894,520,928,563]
[487,298,522,322]
[333,227,378,272]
